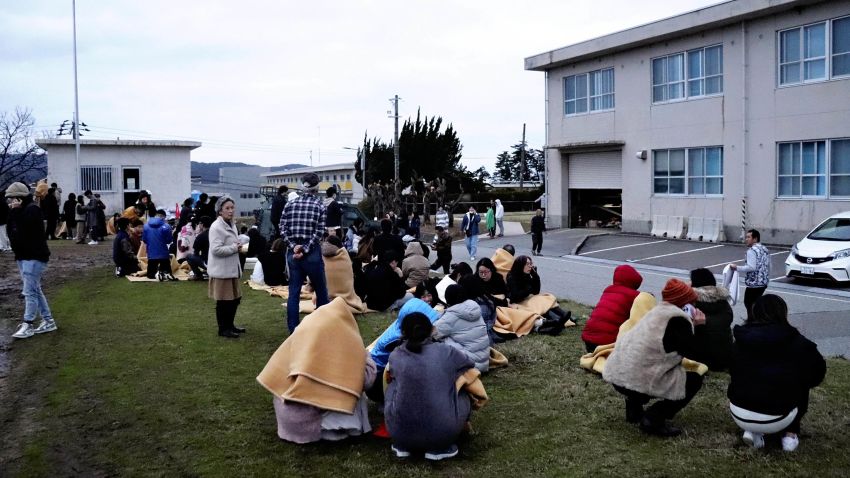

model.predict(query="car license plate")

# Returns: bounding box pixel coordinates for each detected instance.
[801,266,815,275]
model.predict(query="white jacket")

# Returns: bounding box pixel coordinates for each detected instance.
[495,200,504,219]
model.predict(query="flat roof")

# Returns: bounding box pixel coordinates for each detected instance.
[525,0,825,71]
[261,162,356,177]
[36,139,201,149]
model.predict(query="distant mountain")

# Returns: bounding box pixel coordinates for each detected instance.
[190,161,307,183]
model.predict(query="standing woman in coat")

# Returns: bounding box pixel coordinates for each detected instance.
[208,195,245,338]
[485,205,496,239]
[728,294,825,452]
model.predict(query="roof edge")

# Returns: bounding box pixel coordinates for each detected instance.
[36,139,202,149]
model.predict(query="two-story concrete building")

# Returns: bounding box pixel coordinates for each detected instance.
[526,0,850,244]
[261,162,364,203]
[38,139,200,215]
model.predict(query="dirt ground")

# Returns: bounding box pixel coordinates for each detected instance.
[0,239,112,472]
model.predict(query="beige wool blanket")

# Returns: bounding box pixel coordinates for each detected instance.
[257,297,367,414]
[491,248,514,282]
[298,247,368,314]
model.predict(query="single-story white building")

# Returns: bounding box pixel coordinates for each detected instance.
[37,139,200,215]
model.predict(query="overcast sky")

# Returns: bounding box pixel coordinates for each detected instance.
[1,0,721,172]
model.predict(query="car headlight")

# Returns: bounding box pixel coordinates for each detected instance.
[791,244,798,255]
[829,248,850,260]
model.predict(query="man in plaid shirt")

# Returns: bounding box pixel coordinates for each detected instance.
[279,173,329,332]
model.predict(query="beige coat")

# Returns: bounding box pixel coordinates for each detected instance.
[207,217,242,279]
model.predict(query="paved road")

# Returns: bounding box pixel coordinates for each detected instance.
[452,229,850,358]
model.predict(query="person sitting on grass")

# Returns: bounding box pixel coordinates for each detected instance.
[490,243,515,281]
[112,217,140,277]
[434,284,490,372]
[366,298,440,403]
[384,312,476,461]
[581,264,643,353]
[434,262,474,305]
[458,274,498,346]
[184,216,211,280]
[728,294,825,452]
[402,240,430,289]
[252,238,288,287]
[142,209,176,281]
[176,216,199,264]
[689,268,734,371]
[476,257,508,306]
[363,250,411,312]
[506,255,572,326]
[602,278,707,437]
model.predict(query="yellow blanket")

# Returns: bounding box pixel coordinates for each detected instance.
[489,347,509,369]
[579,292,708,376]
[256,297,367,414]
[135,242,191,276]
[300,248,367,314]
[493,306,538,337]
[491,248,514,282]
[513,293,558,316]
[455,368,489,410]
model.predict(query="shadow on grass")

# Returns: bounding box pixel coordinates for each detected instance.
[3,268,850,477]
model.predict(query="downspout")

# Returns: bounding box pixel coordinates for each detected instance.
[544,70,551,226]
[740,20,748,240]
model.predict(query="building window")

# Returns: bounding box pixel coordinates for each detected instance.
[347,174,351,180]
[564,67,614,115]
[80,166,114,192]
[777,139,850,198]
[780,16,850,85]
[652,45,722,103]
[653,147,723,196]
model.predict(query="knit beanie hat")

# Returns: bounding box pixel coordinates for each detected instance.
[662,278,698,307]
[4,182,30,198]
[689,268,716,288]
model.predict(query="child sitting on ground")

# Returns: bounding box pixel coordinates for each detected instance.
[384,312,476,461]
[112,217,140,277]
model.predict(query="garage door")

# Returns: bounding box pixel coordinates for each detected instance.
[568,151,622,189]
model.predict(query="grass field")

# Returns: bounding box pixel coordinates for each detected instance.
[4,266,850,477]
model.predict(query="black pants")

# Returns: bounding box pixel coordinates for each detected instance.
[785,389,810,435]
[532,232,543,253]
[46,218,58,239]
[146,259,171,279]
[185,254,207,277]
[215,298,241,333]
[614,372,704,422]
[744,286,767,321]
[584,341,600,353]
[430,254,451,274]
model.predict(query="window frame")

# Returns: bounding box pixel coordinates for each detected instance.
[80,165,114,192]
[652,146,724,197]
[778,16,850,87]
[776,138,850,199]
[563,67,615,116]
[652,44,723,104]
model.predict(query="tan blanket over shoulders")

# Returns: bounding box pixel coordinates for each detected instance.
[491,249,514,282]
[493,306,538,337]
[256,297,367,414]
[302,248,367,314]
[454,368,489,410]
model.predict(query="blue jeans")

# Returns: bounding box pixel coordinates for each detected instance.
[17,260,52,323]
[465,234,478,258]
[286,247,329,332]
[496,218,504,236]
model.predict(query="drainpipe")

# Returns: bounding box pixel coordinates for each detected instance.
[544,70,551,226]
[740,20,748,240]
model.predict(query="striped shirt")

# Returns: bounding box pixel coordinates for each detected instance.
[279,193,326,254]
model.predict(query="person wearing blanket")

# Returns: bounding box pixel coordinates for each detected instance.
[689,268,734,371]
[582,264,643,353]
[506,255,573,327]
[434,285,490,372]
[367,298,441,402]
[256,297,376,444]
[603,278,706,437]
[385,312,477,461]
[728,294,825,452]
[317,236,366,313]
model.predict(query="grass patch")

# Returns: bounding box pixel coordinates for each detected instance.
[4,267,850,477]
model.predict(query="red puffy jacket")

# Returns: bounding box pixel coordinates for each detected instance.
[581,264,643,346]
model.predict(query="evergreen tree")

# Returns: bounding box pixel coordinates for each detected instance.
[493,143,544,182]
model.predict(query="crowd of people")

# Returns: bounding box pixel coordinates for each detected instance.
[3,174,828,459]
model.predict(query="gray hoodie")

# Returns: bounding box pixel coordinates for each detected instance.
[434,299,490,372]
[402,241,430,288]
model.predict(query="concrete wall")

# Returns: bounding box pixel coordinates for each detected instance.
[542,0,850,244]
[42,141,195,216]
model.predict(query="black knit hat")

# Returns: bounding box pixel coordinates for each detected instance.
[690,268,716,288]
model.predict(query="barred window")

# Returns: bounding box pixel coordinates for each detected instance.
[81,166,114,192]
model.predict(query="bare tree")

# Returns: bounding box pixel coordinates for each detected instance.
[0,107,45,190]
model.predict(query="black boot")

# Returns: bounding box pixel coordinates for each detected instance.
[228,299,246,334]
[216,301,239,338]
[625,398,644,423]
[639,416,681,437]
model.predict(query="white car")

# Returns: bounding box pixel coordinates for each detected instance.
[785,211,850,282]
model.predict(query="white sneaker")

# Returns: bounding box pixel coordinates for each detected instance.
[742,430,764,449]
[12,322,35,339]
[470,256,476,261]
[782,434,799,452]
[34,319,57,334]
[88,240,98,245]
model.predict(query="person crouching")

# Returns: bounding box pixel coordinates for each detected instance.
[602,278,706,437]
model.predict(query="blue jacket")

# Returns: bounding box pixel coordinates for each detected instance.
[370,298,440,369]
[142,217,173,260]
[461,212,480,237]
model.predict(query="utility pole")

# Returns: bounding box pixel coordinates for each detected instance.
[519,123,527,189]
[72,0,81,191]
[389,95,400,199]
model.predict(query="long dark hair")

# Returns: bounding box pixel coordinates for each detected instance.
[509,255,533,277]
[476,257,498,278]
[401,312,432,353]
[449,262,473,282]
[750,294,789,326]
